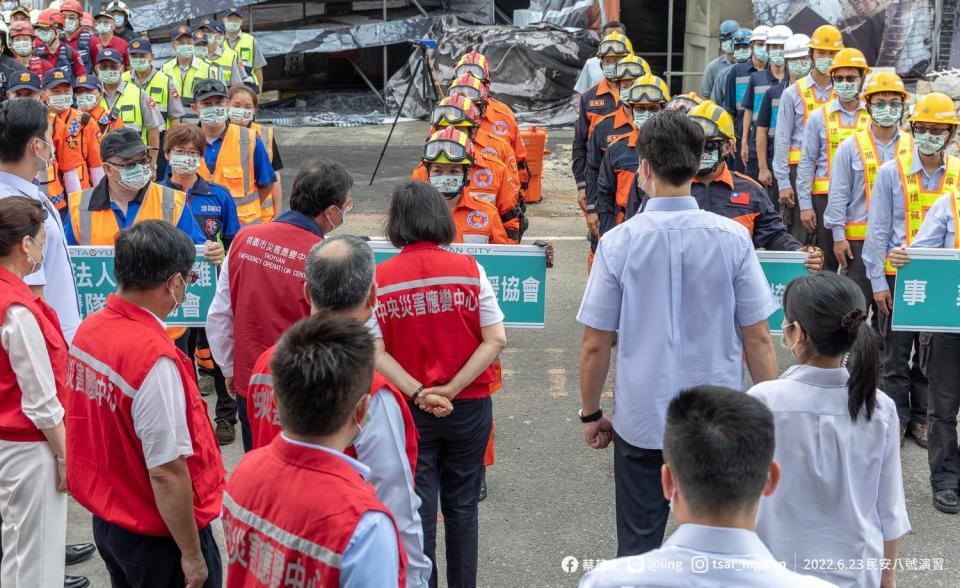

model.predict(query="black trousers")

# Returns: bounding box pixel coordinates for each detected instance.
[413,396,492,588]
[236,395,253,452]
[613,432,669,557]
[843,240,878,324]
[745,155,760,183]
[782,164,801,241]
[880,275,929,427]
[927,334,960,492]
[93,516,221,588]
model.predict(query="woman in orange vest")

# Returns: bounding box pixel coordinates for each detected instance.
[373,181,506,587]
[0,197,69,588]
[226,84,284,220]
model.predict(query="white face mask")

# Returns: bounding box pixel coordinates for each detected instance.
[95,22,114,35]
[47,93,74,111]
[113,162,152,191]
[26,236,44,275]
[168,273,186,317]
[12,39,33,57]
[130,57,151,73]
[75,93,99,111]
[64,18,79,34]
[224,21,241,34]
[779,321,800,357]
[168,154,200,174]
[36,138,54,170]
[228,107,255,124]
[199,105,228,124]
[98,69,121,85]
[36,29,56,44]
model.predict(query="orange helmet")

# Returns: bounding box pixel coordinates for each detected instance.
[60,0,84,16]
[448,74,489,103]
[423,127,476,165]
[432,94,481,128]
[81,12,95,28]
[37,8,65,28]
[455,51,490,83]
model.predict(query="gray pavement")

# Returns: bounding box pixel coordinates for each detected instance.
[65,123,959,587]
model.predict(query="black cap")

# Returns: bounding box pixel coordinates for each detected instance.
[100,128,152,161]
[226,9,243,18]
[96,48,123,64]
[193,78,228,101]
[192,30,208,44]
[128,38,152,54]
[170,24,192,41]
[42,69,73,90]
[8,71,41,92]
[198,18,218,32]
[74,75,103,91]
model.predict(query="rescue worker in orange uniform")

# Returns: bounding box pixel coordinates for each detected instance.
[7,71,84,219]
[41,70,105,192]
[412,127,524,242]
[72,74,124,141]
[588,71,667,243]
[431,93,519,185]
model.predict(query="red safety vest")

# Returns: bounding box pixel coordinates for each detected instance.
[65,295,225,536]
[247,345,419,473]
[375,242,494,400]
[0,267,67,442]
[227,222,320,396]
[223,436,407,588]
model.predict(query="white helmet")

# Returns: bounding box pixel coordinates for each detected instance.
[750,25,771,43]
[784,33,811,59]
[766,25,793,46]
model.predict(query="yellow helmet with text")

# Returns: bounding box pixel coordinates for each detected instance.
[688,100,736,141]
[862,72,909,100]
[827,48,871,75]
[909,92,960,126]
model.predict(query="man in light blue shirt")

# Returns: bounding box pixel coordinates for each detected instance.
[700,19,739,99]
[577,111,778,557]
[580,387,836,588]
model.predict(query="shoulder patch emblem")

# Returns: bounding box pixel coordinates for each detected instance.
[480,146,499,159]
[466,209,490,229]
[493,120,510,136]
[473,168,494,188]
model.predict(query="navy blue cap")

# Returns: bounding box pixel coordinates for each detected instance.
[42,69,73,90]
[170,24,192,41]
[226,9,243,18]
[96,48,123,64]
[128,38,152,54]
[8,71,41,92]
[74,75,103,91]
[198,18,218,32]
[192,30,208,44]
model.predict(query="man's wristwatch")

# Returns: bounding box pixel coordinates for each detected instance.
[579,408,603,423]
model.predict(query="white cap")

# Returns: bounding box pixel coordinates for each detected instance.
[766,25,793,46]
[750,25,771,43]
[784,33,811,59]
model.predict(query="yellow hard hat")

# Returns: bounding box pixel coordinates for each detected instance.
[622,73,670,105]
[688,100,735,141]
[909,92,960,126]
[598,31,633,58]
[862,72,909,100]
[828,48,871,75]
[612,54,649,81]
[808,24,844,51]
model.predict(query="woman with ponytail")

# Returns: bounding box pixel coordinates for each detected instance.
[749,272,909,588]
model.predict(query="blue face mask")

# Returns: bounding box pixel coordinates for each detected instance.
[754,46,769,62]
[733,47,752,63]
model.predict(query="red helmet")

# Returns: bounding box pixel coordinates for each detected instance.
[81,12,95,28]
[423,126,476,165]
[432,94,482,128]
[448,74,489,103]
[38,8,66,28]
[454,51,491,83]
[9,22,36,38]
[60,0,84,16]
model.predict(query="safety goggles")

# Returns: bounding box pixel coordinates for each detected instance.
[613,61,646,80]
[456,64,486,80]
[693,117,724,140]
[424,140,473,163]
[450,85,485,101]
[622,85,666,105]
[666,97,698,111]
[431,105,477,126]
[598,40,629,57]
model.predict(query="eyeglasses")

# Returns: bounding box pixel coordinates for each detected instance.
[597,40,629,57]
[170,148,201,157]
[613,61,646,80]
[335,203,354,217]
[912,124,952,136]
[431,105,477,127]
[869,100,903,109]
[423,139,473,163]
[622,85,666,105]
[832,75,862,84]
[106,155,150,170]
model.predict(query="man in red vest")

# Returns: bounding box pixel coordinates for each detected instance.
[246,234,446,587]
[223,313,406,587]
[65,220,225,588]
[207,159,352,451]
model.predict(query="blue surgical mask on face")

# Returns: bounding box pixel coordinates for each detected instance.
[733,47,752,62]
[754,45,769,62]
[769,48,785,67]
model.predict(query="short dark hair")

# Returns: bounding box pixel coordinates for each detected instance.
[163,123,204,155]
[636,110,703,187]
[305,235,375,310]
[288,159,353,217]
[114,220,196,291]
[0,196,47,256]
[270,313,374,436]
[386,181,456,247]
[228,84,259,107]
[602,21,625,34]
[663,386,775,517]
[0,98,50,163]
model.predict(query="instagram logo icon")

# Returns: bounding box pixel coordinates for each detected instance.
[691,556,709,574]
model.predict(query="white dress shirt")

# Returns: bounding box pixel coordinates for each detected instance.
[1,305,65,430]
[207,252,235,377]
[577,196,779,449]
[580,524,837,587]
[0,171,81,342]
[132,356,193,469]
[750,365,910,588]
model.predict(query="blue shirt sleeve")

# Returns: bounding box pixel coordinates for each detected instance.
[863,163,897,294]
[64,213,78,245]
[796,109,823,210]
[825,138,855,241]
[734,241,781,326]
[773,88,797,186]
[176,205,208,244]
[340,511,400,588]
[215,184,242,238]
[252,137,277,187]
[577,233,623,331]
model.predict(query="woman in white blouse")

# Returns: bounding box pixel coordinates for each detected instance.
[0,196,69,588]
[750,272,909,588]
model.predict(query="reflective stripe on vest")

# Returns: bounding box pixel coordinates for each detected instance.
[99,82,144,138]
[811,107,871,195]
[734,75,750,111]
[952,191,960,249]
[70,184,180,245]
[201,125,260,225]
[162,59,216,104]
[788,147,801,165]
[213,46,239,83]
[251,124,275,215]
[847,131,914,240]
[795,77,834,125]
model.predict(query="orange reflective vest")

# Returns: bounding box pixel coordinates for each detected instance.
[67,182,188,245]
[198,125,262,226]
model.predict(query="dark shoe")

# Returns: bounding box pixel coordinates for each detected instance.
[198,374,215,397]
[479,468,487,502]
[64,575,90,588]
[910,421,929,449]
[899,424,907,447]
[65,543,95,566]
[216,420,236,445]
[933,489,960,514]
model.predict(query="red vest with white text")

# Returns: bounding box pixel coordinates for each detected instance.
[65,295,225,535]
[228,222,320,395]
[223,436,407,588]
[375,242,494,399]
[247,345,418,473]
[0,268,67,442]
